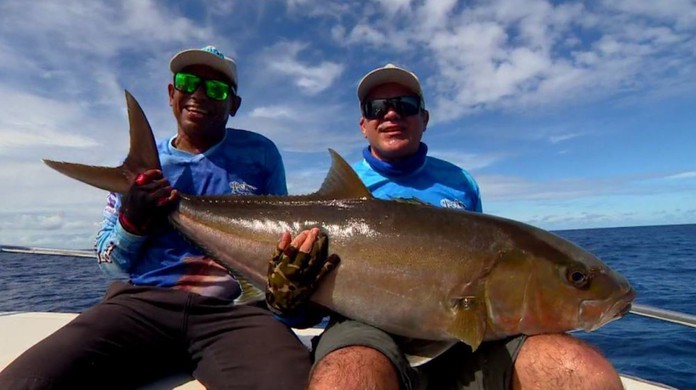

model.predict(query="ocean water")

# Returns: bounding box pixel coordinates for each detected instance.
[1,224,695,389]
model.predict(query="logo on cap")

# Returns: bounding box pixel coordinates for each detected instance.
[203,45,225,59]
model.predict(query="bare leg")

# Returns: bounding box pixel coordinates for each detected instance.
[512,334,623,390]
[309,346,400,390]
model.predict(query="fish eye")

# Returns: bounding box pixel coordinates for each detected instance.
[567,268,589,288]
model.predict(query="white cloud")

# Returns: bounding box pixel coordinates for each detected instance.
[260,41,344,95]
[664,171,696,180]
[0,88,102,153]
[285,0,349,18]
[414,0,458,32]
[428,149,506,172]
[374,0,414,17]
[602,0,696,29]
[236,101,362,154]
[345,24,392,48]
[549,132,584,144]
[326,0,696,123]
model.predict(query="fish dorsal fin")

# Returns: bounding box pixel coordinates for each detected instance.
[43,90,162,194]
[314,149,373,200]
[398,338,458,367]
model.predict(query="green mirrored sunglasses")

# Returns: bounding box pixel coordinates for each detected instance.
[173,72,236,101]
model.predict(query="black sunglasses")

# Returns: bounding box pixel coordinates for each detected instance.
[173,72,236,101]
[361,95,423,120]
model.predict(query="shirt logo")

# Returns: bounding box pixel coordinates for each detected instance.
[98,242,116,264]
[440,199,466,209]
[229,181,257,195]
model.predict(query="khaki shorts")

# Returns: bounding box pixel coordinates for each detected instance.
[312,319,525,390]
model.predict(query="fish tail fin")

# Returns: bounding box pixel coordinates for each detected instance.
[43,90,162,194]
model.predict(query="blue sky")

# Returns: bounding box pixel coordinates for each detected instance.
[0,0,694,249]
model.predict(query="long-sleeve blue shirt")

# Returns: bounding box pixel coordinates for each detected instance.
[95,128,287,300]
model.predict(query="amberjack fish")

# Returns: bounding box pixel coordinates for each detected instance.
[44,91,635,362]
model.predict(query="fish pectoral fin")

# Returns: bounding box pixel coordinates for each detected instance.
[447,296,487,351]
[232,272,266,305]
[398,338,458,367]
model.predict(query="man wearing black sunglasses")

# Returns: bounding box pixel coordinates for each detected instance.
[0,46,319,390]
[282,64,623,390]
[351,64,482,212]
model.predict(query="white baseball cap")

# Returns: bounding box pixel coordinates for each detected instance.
[170,45,238,88]
[357,63,423,102]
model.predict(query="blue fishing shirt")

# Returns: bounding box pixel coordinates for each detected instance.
[353,143,482,212]
[95,128,287,300]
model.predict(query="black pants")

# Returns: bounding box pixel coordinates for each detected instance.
[0,281,311,389]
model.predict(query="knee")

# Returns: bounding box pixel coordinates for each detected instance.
[310,346,400,390]
[513,334,623,390]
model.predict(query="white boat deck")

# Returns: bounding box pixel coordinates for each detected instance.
[0,312,674,389]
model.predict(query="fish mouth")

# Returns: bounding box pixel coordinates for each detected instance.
[578,287,636,331]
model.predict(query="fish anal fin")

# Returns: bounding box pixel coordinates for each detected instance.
[314,149,372,200]
[398,338,458,367]
[447,296,487,351]
[232,269,266,305]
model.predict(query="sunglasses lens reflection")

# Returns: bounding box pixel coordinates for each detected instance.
[363,96,421,119]
[174,73,232,101]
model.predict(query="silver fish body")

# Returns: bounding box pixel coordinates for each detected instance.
[173,173,635,349]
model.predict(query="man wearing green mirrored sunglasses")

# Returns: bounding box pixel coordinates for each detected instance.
[0,46,322,390]
[167,46,241,154]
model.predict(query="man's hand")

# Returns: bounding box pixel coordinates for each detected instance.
[266,227,340,316]
[119,169,178,235]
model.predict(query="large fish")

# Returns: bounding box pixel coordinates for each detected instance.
[44,91,634,362]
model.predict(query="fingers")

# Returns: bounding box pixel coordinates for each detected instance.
[289,230,308,250]
[315,253,341,282]
[135,169,164,185]
[156,189,179,207]
[135,173,175,208]
[274,228,322,268]
[134,171,172,194]
[277,231,292,251]
[149,185,174,201]
[299,228,319,253]
[276,229,323,253]
[311,232,329,259]
[325,253,341,270]
[287,227,319,253]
